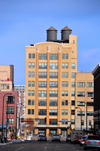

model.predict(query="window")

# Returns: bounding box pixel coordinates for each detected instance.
[89,120,91,126]
[32,90,34,96]
[38,119,46,125]
[88,92,93,97]
[71,119,75,124]
[71,100,75,106]
[72,63,75,69]
[6,107,14,114]
[62,82,64,87]
[49,91,58,97]
[49,100,57,106]
[87,82,94,87]
[32,63,35,68]
[50,63,58,69]
[62,91,64,96]
[49,110,57,115]
[65,110,68,115]
[49,119,57,125]
[87,102,94,106]
[65,91,68,96]
[49,82,58,88]
[71,91,75,96]
[32,72,35,77]
[6,96,15,104]
[39,63,47,69]
[39,72,47,78]
[39,53,47,60]
[62,119,64,125]
[32,100,34,105]
[62,100,64,105]
[77,82,85,87]
[65,119,68,124]
[32,81,35,87]
[28,63,31,68]
[62,110,64,115]
[72,82,75,87]
[62,53,65,59]
[38,109,46,115]
[50,53,58,60]
[77,111,85,116]
[77,101,85,106]
[66,63,68,68]
[77,92,85,97]
[39,91,47,97]
[28,90,31,96]
[50,72,58,78]
[66,53,69,59]
[62,63,65,68]
[65,100,68,105]
[32,53,35,58]
[29,53,31,58]
[65,82,68,87]
[72,72,75,78]
[87,111,93,116]
[28,109,31,114]
[32,109,34,114]
[8,119,14,124]
[66,72,68,78]
[28,81,31,87]
[39,81,47,87]
[71,110,75,115]
[81,120,84,125]
[28,100,31,105]
[38,100,46,106]
[62,72,65,78]
[28,72,31,77]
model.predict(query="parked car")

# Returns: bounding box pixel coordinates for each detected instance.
[52,134,60,142]
[84,135,100,150]
[38,134,44,141]
[74,136,82,144]
[80,135,87,146]
[39,135,47,141]
[66,134,71,142]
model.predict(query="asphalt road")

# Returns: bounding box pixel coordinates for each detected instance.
[0,141,99,151]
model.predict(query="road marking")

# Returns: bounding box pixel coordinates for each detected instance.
[15,147,23,151]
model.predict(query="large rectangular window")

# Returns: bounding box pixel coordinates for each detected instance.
[49,91,58,97]
[39,81,47,87]
[49,100,57,106]
[50,72,58,78]
[49,119,57,125]
[49,82,58,88]
[39,91,47,97]
[71,91,75,96]
[71,119,75,124]
[87,102,94,106]
[77,101,85,106]
[77,111,85,116]
[39,63,47,69]
[6,107,14,114]
[87,111,93,116]
[50,53,58,60]
[50,63,58,69]
[6,96,15,104]
[71,110,75,115]
[88,92,93,97]
[49,110,57,115]
[38,100,46,106]
[71,100,75,106]
[62,72,68,78]
[87,82,94,87]
[77,92,85,97]
[38,119,46,125]
[77,82,85,87]
[39,72,47,78]
[39,53,47,60]
[38,109,46,115]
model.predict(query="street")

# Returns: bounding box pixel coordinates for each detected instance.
[0,140,99,151]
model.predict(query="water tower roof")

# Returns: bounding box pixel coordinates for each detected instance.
[61,26,72,31]
[46,26,57,31]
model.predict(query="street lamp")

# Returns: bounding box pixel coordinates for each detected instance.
[2,93,12,143]
[75,107,82,131]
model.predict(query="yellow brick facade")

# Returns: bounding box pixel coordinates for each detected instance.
[25,34,94,136]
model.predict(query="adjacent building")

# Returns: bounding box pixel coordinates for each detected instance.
[25,26,94,136]
[92,63,100,135]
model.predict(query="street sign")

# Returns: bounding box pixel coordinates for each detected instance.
[59,120,70,122]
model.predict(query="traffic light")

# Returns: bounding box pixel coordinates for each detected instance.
[50,120,51,124]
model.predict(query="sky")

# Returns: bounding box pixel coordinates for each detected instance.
[0,0,100,85]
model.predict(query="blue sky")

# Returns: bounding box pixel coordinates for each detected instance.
[0,0,100,85]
